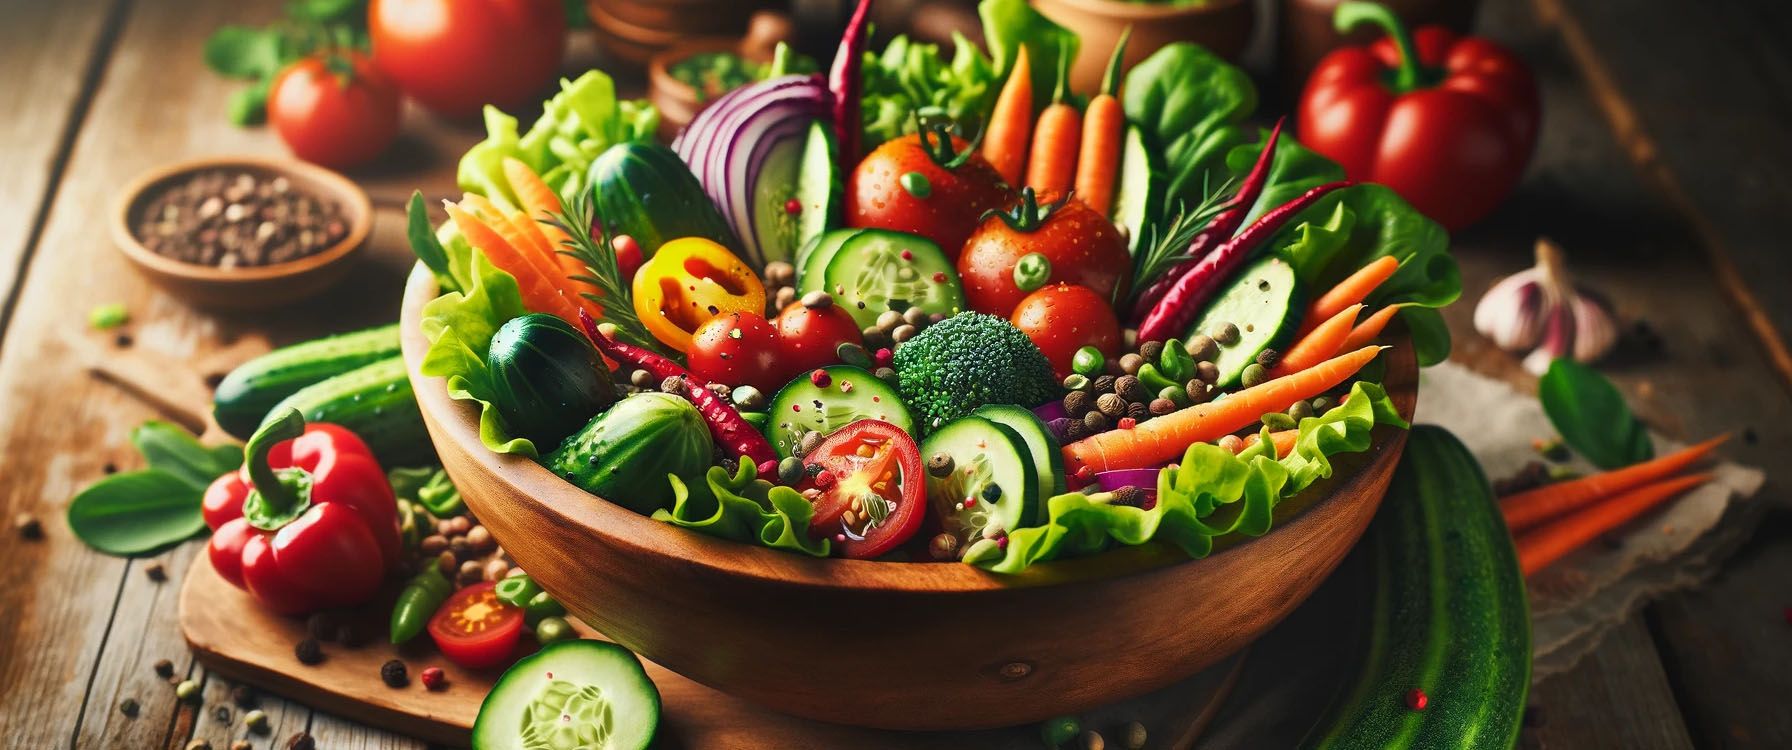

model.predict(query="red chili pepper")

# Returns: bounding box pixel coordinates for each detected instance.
[578,310,780,479]
[1297,1,1538,231]
[1130,119,1285,321]
[1136,180,1351,343]
[201,410,399,615]
[828,0,874,166]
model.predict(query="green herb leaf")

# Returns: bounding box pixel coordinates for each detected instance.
[132,421,240,491]
[1123,43,1258,214]
[227,79,272,126]
[284,0,362,23]
[66,471,209,556]
[406,192,457,291]
[1538,358,1653,469]
[204,25,284,79]
[89,302,129,330]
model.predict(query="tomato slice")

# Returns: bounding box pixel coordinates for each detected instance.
[801,420,925,559]
[427,581,525,669]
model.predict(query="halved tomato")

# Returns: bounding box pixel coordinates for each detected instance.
[428,581,525,669]
[801,420,925,559]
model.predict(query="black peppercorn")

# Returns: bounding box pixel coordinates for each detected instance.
[1083,410,1109,433]
[1255,348,1281,368]
[153,658,175,679]
[1110,486,1148,508]
[1138,340,1164,361]
[1091,374,1116,394]
[119,697,140,718]
[305,612,337,642]
[380,659,409,688]
[286,731,316,750]
[1126,401,1149,421]
[1062,390,1092,418]
[1113,374,1147,402]
[230,685,257,709]
[294,637,324,666]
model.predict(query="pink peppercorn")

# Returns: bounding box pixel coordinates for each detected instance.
[1405,688,1428,711]
[784,198,802,215]
[810,369,832,387]
[420,667,447,691]
[1118,417,1137,430]
[873,348,894,368]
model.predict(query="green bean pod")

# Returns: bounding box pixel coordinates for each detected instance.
[389,568,452,644]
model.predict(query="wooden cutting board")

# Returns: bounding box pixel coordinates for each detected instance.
[179,554,1247,748]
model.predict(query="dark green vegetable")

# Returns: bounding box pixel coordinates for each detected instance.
[487,313,617,448]
[587,142,738,258]
[212,323,402,440]
[406,191,456,291]
[543,392,715,514]
[202,0,366,125]
[532,616,576,644]
[892,312,1058,432]
[388,466,465,518]
[523,591,565,627]
[1302,426,1529,749]
[389,568,452,645]
[66,422,241,557]
[1538,357,1652,470]
[264,356,429,467]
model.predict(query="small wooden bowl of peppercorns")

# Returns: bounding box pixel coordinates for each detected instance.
[112,156,372,310]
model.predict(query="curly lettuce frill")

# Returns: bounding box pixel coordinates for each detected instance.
[965,381,1407,573]
[652,460,831,557]
[418,246,537,457]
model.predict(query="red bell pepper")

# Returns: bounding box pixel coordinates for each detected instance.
[1296,1,1538,231]
[202,409,401,615]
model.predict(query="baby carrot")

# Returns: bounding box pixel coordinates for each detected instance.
[444,202,582,327]
[1026,40,1082,195]
[461,194,560,284]
[1515,472,1712,575]
[502,158,598,298]
[1270,304,1363,379]
[1064,344,1384,473]
[1501,434,1728,532]
[1073,28,1130,214]
[1297,256,1400,338]
[983,46,1033,187]
[1339,304,1409,351]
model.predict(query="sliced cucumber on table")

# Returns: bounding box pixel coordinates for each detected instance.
[763,365,913,458]
[1110,125,1161,254]
[212,322,401,440]
[1187,254,1304,388]
[973,404,1066,506]
[922,416,1039,545]
[799,229,967,329]
[473,640,661,750]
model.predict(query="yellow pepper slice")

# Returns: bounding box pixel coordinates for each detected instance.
[631,237,766,353]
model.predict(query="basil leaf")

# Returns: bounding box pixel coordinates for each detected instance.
[66,471,208,556]
[227,79,271,126]
[132,421,240,491]
[203,26,283,79]
[284,0,362,23]
[407,192,456,292]
[1539,358,1654,469]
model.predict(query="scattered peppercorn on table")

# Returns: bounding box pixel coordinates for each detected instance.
[1,0,1789,748]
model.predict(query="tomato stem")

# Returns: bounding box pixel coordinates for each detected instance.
[1334,1,1429,92]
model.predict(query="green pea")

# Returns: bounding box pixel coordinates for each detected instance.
[534,616,576,645]
[900,171,932,198]
[1041,715,1081,747]
[1159,385,1190,407]
[1159,339,1193,381]
[1071,346,1105,376]
[1062,373,1090,391]
[1261,412,1297,431]
[1012,252,1052,292]
[1240,363,1268,387]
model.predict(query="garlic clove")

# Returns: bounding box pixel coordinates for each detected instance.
[1474,268,1545,351]
[1569,293,1618,364]
[1482,238,1620,372]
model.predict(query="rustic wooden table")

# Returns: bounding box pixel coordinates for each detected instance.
[1,0,1787,748]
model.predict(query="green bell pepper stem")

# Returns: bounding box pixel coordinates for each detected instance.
[243,409,308,518]
[1335,2,1429,92]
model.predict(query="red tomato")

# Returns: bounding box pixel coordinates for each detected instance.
[688,312,784,392]
[267,53,401,169]
[368,0,566,117]
[847,132,1011,257]
[773,301,863,375]
[1010,283,1122,377]
[958,192,1131,317]
[801,420,925,559]
[427,581,525,669]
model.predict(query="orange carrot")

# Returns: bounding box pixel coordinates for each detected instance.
[1339,303,1408,351]
[1025,40,1081,195]
[1240,429,1300,458]
[1064,344,1384,473]
[1501,434,1729,532]
[1269,304,1363,379]
[1297,256,1399,338]
[462,194,560,282]
[1074,28,1130,215]
[502,158,599,299]
[983,46,1033,186]
[1515,472,1712,575]
[444,202,582,326]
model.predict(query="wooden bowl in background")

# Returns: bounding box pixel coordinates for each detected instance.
[111,156,371,311]
[1033,0,1255,95]
[400,264,1416,730]
[647,12,794,141]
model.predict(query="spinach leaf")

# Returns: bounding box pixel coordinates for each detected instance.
[67,471,209,556]
[132,421,240,491]
[1122,43,1257,214]
[1539,358,1653,469]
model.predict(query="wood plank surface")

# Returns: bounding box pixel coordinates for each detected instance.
[1524,620,1696,749]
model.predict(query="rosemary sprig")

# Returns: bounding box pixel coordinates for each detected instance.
[1130,173,1238,298]
[543,190,666,356]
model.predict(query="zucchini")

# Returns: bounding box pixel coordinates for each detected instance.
[212,323,402,440]
[1303,426,1530,750]
[588,142,738,259]
[263,357,431,467]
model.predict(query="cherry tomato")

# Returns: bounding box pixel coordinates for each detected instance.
[368,0,566,118]
[773,301,863,375]
[958,191,1131,317]
[427,581,525,669]
[801,420,925,559]
[1010,283,1122,377]
[847,131,1011,257]
[688,312,784,392]
[267,52,401,169]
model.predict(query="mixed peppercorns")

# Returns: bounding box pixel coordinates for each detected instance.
[133,170,349,269]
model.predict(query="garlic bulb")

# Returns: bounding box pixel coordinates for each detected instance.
[1474,238,1618,374]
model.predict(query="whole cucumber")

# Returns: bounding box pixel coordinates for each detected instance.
[213,323,402,440]
[263,356,430,467]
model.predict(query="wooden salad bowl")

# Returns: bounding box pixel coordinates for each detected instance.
[400,264,1417,730]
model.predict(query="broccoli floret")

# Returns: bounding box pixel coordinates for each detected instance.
[893,312,1059,432]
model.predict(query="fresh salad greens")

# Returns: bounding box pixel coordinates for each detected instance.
[1538,357,1653,469]
[1122,43,1259,216]
[457,70,659,207]
[965,382,1406,572]
[653,460,830,557]
[67,422,242,556]
[418,240,538,457]
[859,33,1000,150]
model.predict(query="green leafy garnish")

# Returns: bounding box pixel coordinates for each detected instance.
[859,33,998,150]
[966,381,1406,572]
[419,243,537,457]
[547,192,660,353]
[405,192,458,293]
[653,459,830,557]
[67,422,242,556]
[457,70,658,207]
[201,1,367,125]
[1538,358,1653,469]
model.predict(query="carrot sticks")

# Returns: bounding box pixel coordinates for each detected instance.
[1515,472,1712,575]
[983,46,1033,187]
[1339,303,1408,351]
[1500,434,1728,533]
[1270,304,1362,379]
[445,202,584,327]
[1298,255,1399,338]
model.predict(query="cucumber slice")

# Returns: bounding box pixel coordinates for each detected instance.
[472,640,660,750]
[974,404,1066,508]
[749,135,808,268]
[793,120,842,260]
[922,416,1039,545]
[796,227,863,287]
[1186,255,1304,388]
[802,229,967,329]
[764,365,913,459]
[1111,125,1161,254]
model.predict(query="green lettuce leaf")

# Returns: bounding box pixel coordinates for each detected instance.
[457,70,659,207]
[652,460,831,557]
[966,381,1407,573]
[860,32,999,150]
[419,243,536,457]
